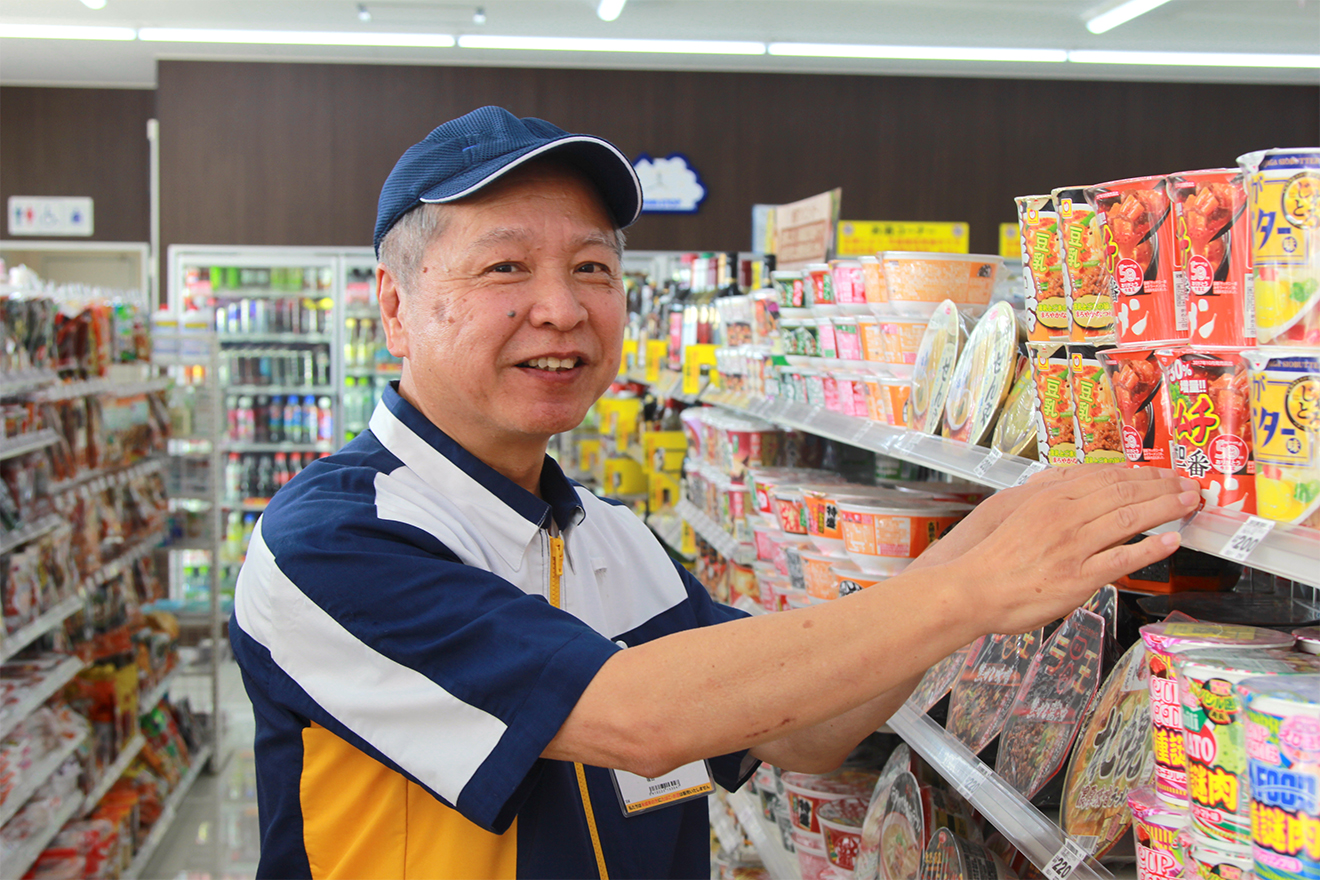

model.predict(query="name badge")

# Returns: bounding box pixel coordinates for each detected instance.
[610,761,714,817]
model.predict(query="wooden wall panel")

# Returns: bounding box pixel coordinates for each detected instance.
[0,86,154,243]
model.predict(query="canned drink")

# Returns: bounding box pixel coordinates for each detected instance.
[1054,185,1116,345]
[1016,194,1070,341]
[1168,169,1256,347]
[1242,348,1320,527]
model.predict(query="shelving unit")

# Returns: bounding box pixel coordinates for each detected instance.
[5,786,86,880]
[0,725,87,828]
[0,427,62,461]
[124,743,215,880]
[0,595,84,663]
[725,789,801,880]
[0,512,65,558]
[0,654,85,739]
[82,733,147,813]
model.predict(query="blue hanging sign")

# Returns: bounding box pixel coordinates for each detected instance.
[633,153,706,214]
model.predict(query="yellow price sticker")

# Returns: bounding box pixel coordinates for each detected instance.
[645,340,667,383]
[620,339,638,375]
[682,344,717,396]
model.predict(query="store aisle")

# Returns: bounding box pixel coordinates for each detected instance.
[139,661,260,880]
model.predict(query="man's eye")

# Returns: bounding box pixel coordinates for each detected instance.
[577,262,610,274]
[489,263,518,273]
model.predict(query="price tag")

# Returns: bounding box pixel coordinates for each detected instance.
[1043,836,1090,880]
[682,344,718,396]
[1221,515,1277,563]
[645,340,667,383]
[959,760,995,799]
[972,448,1003,480]
[1013,461,1049,486]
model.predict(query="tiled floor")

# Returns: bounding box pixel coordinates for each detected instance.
[138,660,260,880]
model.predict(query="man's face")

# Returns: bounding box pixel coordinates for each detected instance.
[382,163,626,460]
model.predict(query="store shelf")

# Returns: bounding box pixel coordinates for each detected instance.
[225,440,333,454]
[4,772,87,880]
[0,512,65,555]
[0,368,60,399]
[0,596,85,663]
[227,384,333,396]
[81,527,167,593]
[0,655,85,740]
[345,366,399,378]
[218,333,332,344]
[0,427,61,461]
[123,743,215,880]
[140,667,180,713]
[30,375,170,402]
[707,394,1320,590]
[726,788,801,880]
[675,499,755,565]
[49,456,165,499]
[646,511,691,560]
[82,732,147,813]
[888,703,1112,880]
[0,724,87,828]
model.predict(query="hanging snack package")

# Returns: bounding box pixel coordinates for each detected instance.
[1138,621,1293,807]
[943,301,1022,446]
[1094,345,1172,467]
[1238,673,1320,880]
[1017,193,1070,341]
[1167,169,1256,347]
[907,637,985,715]
[989,356,1039,460]
[945,628,1044,755]
[1086,175,1184,346]
[909,300,968,433]
[1061,640,1158,860]
[1238,148,1320,346]
[1069,345,1128,464]
[1154,347,1255,513]
[996,608,1106,800]
[1242,347,1320,528]
[1029,342,1080,466]
[1173,648,1320,846]
[1054,185,1116,344]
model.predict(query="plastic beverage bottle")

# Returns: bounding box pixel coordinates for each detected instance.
[225,453,242,502]
[268,395,285,443]
[302,396,318,443]
[317,396,334,441]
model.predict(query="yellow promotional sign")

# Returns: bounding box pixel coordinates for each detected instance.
[620,338,638,375]
[837,221,969,256]
[999,223,1023,260]
[682,344,718,396]
[645,340,668,383]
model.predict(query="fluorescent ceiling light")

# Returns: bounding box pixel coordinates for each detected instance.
[597,0,626,22]
[0,23,136,40]
[458,35,765,55]
[768,43,1069,63]
[1069,49,1320,68]
[1085,0,1174,35]
[137,28,455,47]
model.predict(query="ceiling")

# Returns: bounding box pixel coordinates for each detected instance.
[1,0,1317,89]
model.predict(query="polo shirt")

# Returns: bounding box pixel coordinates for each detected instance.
[231,383,755,879]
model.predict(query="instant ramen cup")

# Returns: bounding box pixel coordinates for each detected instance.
[921,827,1015,880]
[1097,345,1175,467]
[1237,674,1320,880]
[858,315,885,363]
[1129,786,1191,880]
[799,547,844,600]
[818,797,867,873]
[882,251,1004,317]
[1168,169,1256,347]
[830,559,885,597]
[861,255,887,305]
[773,486,810,536]
[1242,348,1320,528]
[871,374,914,427]
[1238,148,1320,346]
[1070,345,1128,464]
[943,301,1022,446]
[910,301,967,433]
[1187,830,1254,880]
[837,497,970,575]
[749,467,843,528]
[1295,627,1320,655]
[781,769,881,836]
[1029,343,1080,466]
[1155,347,1256,514]
[1053,185,1116,344]
[806,262,835,307]
[1016,193,1069,341]
[879,771,978,880]
[831,259,867,305]
[772,269,808,309]
[990,357,1040,459]
[875,313,931,373]
[832,315,864,361]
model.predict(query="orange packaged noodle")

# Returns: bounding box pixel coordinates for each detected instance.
[1096,346,1174,468]
[1168,169,1255,347]
[1028,343,1080,467]
[1068,345,1127,464]
[1086,175,1184,346]
[1016,194,1069,341]
[1053,185,1116,344]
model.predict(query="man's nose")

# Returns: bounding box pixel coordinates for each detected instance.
[529,273,590,329]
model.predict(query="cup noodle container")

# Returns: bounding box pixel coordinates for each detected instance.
[1188,830,1255,880]
[1087,175,1185,347]
[1029,343,1081,466]
[1139,622,1294,807]
[832,315,865,362]
[837,497,970,575]
[921,827,1017,880]
[807,263,836,307]
[1016,193,1070,341]
[1096,345,1174,467]
[1071,345,1129,464]
[881,251,1004,317]
[1238,149,1320,347]
[832,259,867,305]
[830,559,886,598]
[749,467,843,529]
[1237,674,1320,880]
[864,374,913,428]
[1296,629,1320,656]
[1242,348,1320,528]
[1168,170,1257,347]
[1155,347,1256,514]
[875,314,930,376]
[878,770,978,880]
[818,796,868,875]
[1053,185,1118,345]
[799,547,845,600]
[858,315,886,364]
[1131,785,1192,880]
[910,301,967,433]
[804,486,913,557]
[1174,648,1320,846]
[861,256,888,306]
[782,770,880,860]
[772,270,809,309]
[816,317,840,360]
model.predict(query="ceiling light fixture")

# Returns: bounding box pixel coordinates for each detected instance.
[1069,49,1320,67]
[596,0,627,22]
[79,0,108,9]
[768,43,1069,63]
[357,4,371,22]
[1085,0,1175,35]
[457,35,765,54]
[136,28,455,47]
[473,7,487,25]
[0,23,136,40]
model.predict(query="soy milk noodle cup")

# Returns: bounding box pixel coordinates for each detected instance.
[1130,786,1190,880]
[1238,149,1320,346]
[1168,170,1256,347]
[1243,348,1320,528]
[1238,674,1320,880]
[1016,194,1070,341]
[1029,343,1080,466]
[1053,185,1117,344]
[1139,622,1293,807]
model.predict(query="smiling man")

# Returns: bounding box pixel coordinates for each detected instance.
[230,106,1201,880]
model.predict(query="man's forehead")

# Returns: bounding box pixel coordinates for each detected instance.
[463,226,618,251]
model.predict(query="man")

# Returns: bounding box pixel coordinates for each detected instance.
[231,106,1200,880]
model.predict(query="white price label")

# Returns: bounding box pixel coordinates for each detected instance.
[972,448,1003,480]
[1043,837,1090,880]
[1221,515,1276,562]
[960,760,994,798]
[1013,461,1049,486]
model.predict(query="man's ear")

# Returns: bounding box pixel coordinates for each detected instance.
[377,263,409,359]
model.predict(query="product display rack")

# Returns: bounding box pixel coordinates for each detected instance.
[6,782,86,880]
[724,789,802,880]
[0,724,87,829]
[123,742,215,880]
[0,651,84,738]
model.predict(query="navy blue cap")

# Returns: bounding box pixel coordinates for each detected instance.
[374,106,643,256]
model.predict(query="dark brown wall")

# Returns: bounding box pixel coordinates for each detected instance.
[0,86,155,243]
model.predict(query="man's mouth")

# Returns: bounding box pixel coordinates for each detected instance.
[521,356,582,372]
